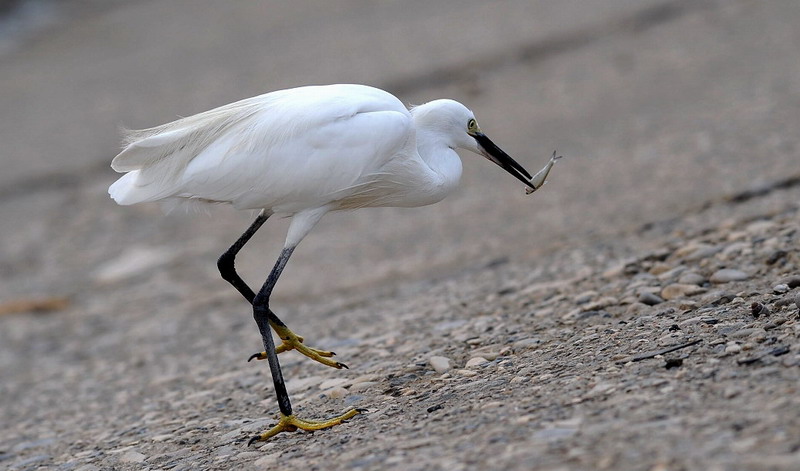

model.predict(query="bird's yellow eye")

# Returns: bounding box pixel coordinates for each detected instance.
[467,118,478,134]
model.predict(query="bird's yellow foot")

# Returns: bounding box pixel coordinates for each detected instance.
[247,409,363,445]
[247,325,348,369]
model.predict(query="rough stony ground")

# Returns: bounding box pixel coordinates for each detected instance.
[2,181,799,471]
[2,1,800,470]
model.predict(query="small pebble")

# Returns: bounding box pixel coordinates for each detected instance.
[677,272,706,286]
[119,451,147,463]
[773,284,789,294]
[677,300,698,311]
[724,344,742,355]
[471,348,500,360]
[765,250,788,265]
[710,269,749,283]
[661,283,705,300]
[656,265,686,281]
[674,242,711,258]
[782,356,800,367]
[638,292,664,306]
[428,356,451,373]
[685,244,722,261]
[602,262,629,279]
[678,316,704,328]
[327,386,348,399]
[779,275,800,289]
[751,302,770,318]
[592,296,619,309]
[649,263,672,276]
[730,328,760,338]
[350,381,377,392]
[721,242,750,258]
[764,316,788,330]
[513,338,541,349]
[705,292,736,305]
[465,357,489,368]
[573,290,597,304]
[626,302,649,314]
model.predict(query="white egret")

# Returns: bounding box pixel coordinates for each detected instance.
[109,84,558,443]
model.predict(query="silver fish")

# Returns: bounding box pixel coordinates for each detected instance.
[525,151,562,195]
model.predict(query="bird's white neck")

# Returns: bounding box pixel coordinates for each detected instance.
[413,122,463,200]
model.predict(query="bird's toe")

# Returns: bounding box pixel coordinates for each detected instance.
[247,352,266,362]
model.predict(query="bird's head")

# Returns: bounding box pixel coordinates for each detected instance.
[412,100,533,187]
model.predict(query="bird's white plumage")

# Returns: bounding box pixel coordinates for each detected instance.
[109,84,541,245]
[109,85,477,215]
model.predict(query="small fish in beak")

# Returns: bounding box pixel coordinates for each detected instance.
[525,151,562,195]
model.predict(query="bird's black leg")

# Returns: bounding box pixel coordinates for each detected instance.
[252,246,296,416]
[217,212,286,327]
[247,246,361,445]
[218,214,344,368]
[217,213,267,303]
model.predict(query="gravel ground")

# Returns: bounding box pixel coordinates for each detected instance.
[1,178,798,471]
[2,1,800,470]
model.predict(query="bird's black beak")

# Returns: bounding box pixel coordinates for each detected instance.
[473,132,533,187]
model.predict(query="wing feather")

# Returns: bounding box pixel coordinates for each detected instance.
[111,95,267,172]
[108,85,413,210]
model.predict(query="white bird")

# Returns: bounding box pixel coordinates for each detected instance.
[109,84,550,443]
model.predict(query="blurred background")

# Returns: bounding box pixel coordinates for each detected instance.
[1,0,799,467]
[1,0,799,305]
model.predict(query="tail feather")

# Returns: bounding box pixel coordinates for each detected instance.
[108,93,270,207]
[108,168,176,205]
[108,171,143,205]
